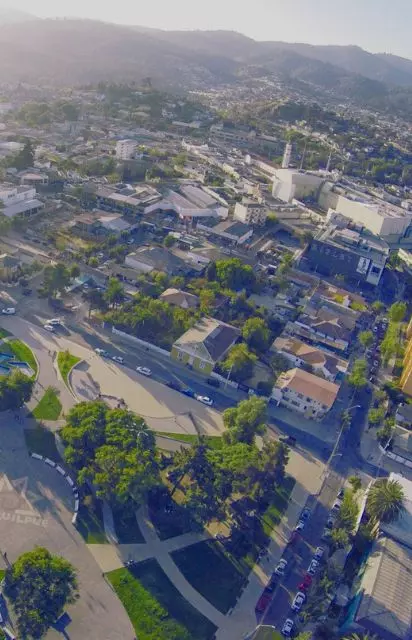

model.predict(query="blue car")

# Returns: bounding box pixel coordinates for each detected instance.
[182,387,195,398]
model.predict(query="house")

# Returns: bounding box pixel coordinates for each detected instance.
[285,305,356,352]
[272,336,348,381]
[159,288,199,309]
[352,536,412,640]
[0,184,43,218]
[125,246,194,276]
[171,317,240,374]
[0,253,21,275]
[272,368,340,419]
[18,170,49,186]
[197,217,253,245]
[69,213,132,238]
[249,293,297,321]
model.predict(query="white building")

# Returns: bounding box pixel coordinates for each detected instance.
[0,184,43,218]
[234,199,267,226]
[331,195,412,241]
[115,139,137,160]
[271,367,340,420]
[272,169,325,203]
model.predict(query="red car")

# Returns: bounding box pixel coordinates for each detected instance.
[255,590,272,613]
[298,574,312,591]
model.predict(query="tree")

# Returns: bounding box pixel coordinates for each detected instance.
[388,301,407,323]
[70,263,81,279]
[42,263,71,298]
[199,289,216,315]
[270,352,290,376]
[14,139,35,170]
[368,407,385,426]
[221,343,257,382]
[330,527,350,549]
[104,278,124,308]
[358,330,374,349]
[163,234,175,248]
[335,491,359,533]
[88,256,99,268]
[349,475,362,492]
[348,359,368,389]
[61,402,159,506]
[4,547,78,639]
[367,478,405,525]
[242,317,271,353]
[371,301,385,314]
[223,396,267,445]
[0,369,34,411]
[215,258,255,291]
[82,288,107,318]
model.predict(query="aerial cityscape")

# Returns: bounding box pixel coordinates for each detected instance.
[0,4,410,640]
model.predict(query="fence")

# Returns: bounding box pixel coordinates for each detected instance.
[112,326,171,357]
[209,371,239,389]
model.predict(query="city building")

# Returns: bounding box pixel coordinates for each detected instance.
[352,535,412,640]
[69,213,132,238]
[115,139,137,160]
[285,303,357,353]
[271,367,340,419]
[0,184,43,218]
[197,218,253,245]
[400,318,412,396]
[124,246,194,277]
[159,288,199,309]
[145,188,228,221]
[303,226,389,286]
[271,169,326,203]
[272,336,348,382]
[233,198,267,226]
[171,317,240,374]
[91,183,161,215]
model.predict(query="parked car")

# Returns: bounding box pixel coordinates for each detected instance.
[112,356,124,364]
[48,318,62,326]
[255,590,272,613]
[207,377,220,388]
[95,348,109,356]
[331,500,342,512]
[298,574,313,591]
[182,387,195,398]
[280,435,296,446]
[43,324,55,332]
[295,521,305,532]
[274,558,288,576]
[326,516,336,529]
[321,528,332,542]
[314,546,325,560]
[337,488,345,499]
[2,308,15,315]
[22,288,32,296]
[195,394,213,406]
[291,591,306,611]
[307,559,319,576]
[281,619,294,637]
[167,381,181,391]
[136,366,152,377]
[300,508,311,521]
[288,530,301,545]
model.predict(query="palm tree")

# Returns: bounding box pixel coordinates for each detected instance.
[344,633,380,640]
[367,478,405,524]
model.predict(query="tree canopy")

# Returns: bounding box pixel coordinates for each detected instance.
[223,396,267,445]
[61,402,159,506]
[4,547,78,639]
[0,369,34,411]
[366,478,405,525]
[242,317,271,353]
[348,359,368,389]
[210,258,256,291]
[358,330,374,349]
[388,301,407,323]
[221,343,257,383]
[42,263,72,298]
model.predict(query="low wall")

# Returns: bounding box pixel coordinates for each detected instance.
[112,326,170,357]
[209,371,238,389]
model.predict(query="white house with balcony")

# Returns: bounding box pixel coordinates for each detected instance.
[0,184,43,218]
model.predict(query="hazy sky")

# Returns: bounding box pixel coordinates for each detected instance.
[3,0,412,59]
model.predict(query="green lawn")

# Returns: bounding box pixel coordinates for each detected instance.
[113,504,145,544]
[57,350,81,386]
[107,560,217,640]
[76,499,107,544]
[172,478,296,613]
[156,432,223,449]
[0,569,5,582]
[24,426,61,461]
[6,339,38,377]
[31,387,62,421]
[0,328,11,339]
[148,494,195,541]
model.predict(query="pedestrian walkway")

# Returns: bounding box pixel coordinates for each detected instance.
[215,483,309,640]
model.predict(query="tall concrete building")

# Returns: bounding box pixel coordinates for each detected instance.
[281,142,292,169]
[115,139,137,160]
[400,318,412,396]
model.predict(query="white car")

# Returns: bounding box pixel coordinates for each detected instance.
[274,558,288,576]
[2,308,15,315]
[95,348,108,357]
[291,591,306,611]
[314,546,325,560]
[136,366,152,377]
[48,318,62,326]
[282,619,294,637]
[195,394,213,406]
[295,520,305,532]
[307,559,319,576]
[112,356,124,364]
[43,324,55,332]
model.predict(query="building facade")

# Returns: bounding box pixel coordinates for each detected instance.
[234,200,267,226]
[272,367,340,419]
[115,139,137,160]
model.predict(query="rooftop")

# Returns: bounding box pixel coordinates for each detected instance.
[355,536,412,640]
[316,225,389,265]
[380,473,412,550]
[174,317,240,362]
[275,367,340,408]
[273,336,348,375]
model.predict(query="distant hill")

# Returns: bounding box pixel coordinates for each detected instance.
[0,7,39,24]
[1,19,412,118]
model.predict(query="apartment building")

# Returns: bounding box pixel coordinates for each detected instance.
[400,317,412,396]
[115,139,137,160]
[272,336,348,382]
[234,199,267,226]
[272,368,340,419]
[0,184,43,218]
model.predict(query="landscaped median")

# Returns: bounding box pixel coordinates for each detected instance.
[57,350,81,388]
[1,337,38,379]
[106,559,217,640]
[31,387,62,420]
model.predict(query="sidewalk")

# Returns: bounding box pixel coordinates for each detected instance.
[215,483,310,640]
